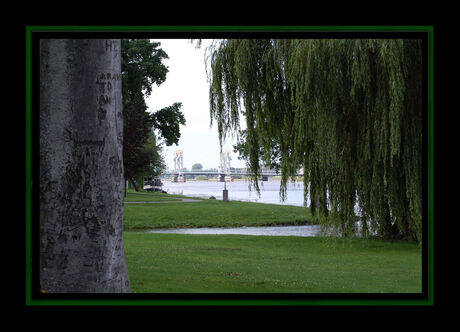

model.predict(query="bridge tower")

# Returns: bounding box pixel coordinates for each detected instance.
[219,150,232,182]
[172,150,185,182]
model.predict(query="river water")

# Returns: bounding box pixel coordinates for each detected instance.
[161,179,307,207]
[148,225,321,237]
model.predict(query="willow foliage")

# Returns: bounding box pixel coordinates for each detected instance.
[208,39,422,241]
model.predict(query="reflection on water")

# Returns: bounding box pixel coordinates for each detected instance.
[161,180,307,206]
[148,225,321,237]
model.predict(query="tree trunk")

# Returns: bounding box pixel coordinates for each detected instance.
[130,177,140,192]
[39,39,130,293]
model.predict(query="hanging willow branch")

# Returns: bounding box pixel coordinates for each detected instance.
[207,39,422,242]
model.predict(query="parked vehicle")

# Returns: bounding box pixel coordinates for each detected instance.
[143,176,166,192]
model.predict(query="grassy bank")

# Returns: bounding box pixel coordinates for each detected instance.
[123,191,313,230]
[124,232,422,293]
[122,190,422,293]
[124,189,205,202]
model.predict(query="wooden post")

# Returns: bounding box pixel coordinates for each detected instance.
[223,181,229,202]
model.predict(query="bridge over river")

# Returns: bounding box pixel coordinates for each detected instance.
[161,150,302,182]
[160,170,287,182]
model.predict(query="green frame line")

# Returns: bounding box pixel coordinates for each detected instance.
[428,25,434,306]
[26,25,434,32]
[25,25,434,306]
[26,298,431,306]
[25,26,33,305]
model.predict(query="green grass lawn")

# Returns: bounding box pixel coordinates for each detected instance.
[122,190,422,293]
[123,194,313,230]
[124,189,204,202]
[124,232,422,293]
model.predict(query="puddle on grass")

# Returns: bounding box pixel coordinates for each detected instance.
[147,225,321,237]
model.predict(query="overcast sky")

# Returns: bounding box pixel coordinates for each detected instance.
[146,39,246,171]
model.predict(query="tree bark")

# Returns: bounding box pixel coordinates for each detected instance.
[130,177,140,192]
[40,39,130,293]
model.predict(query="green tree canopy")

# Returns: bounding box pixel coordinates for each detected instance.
[121,39,168,100]
[131,132,165,178]
[207,39,422,242]
[121,39,185,190]
[152,102,185,146]
[233,129,281,173]
[192,163,203,170]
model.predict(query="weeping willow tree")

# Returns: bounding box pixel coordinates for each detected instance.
[207,39,422,242]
